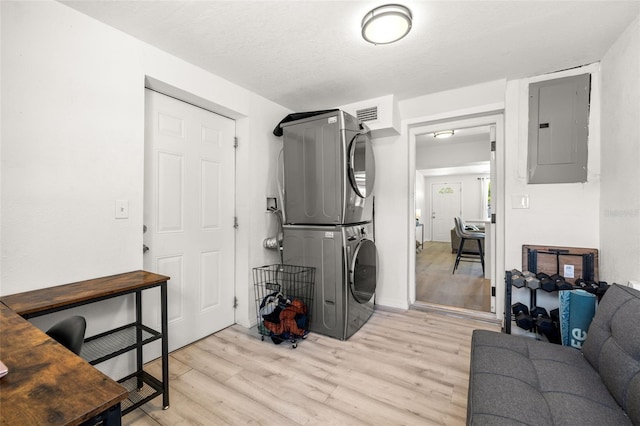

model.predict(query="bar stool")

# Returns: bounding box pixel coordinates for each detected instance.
[452,217,485,275]
[46,316,86,355]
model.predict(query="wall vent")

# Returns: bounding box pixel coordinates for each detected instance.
[340,94,399,137]
[356,106,378,122]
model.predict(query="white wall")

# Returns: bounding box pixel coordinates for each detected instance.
[416,139,489,170]
[238,97,290,327]
[400,80,507,119]
[503,63,601,273]
[371,134,408,308]
[600,15,640,285]
[1,1,289,376]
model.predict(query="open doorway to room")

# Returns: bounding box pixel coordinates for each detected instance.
[412,117,501,315]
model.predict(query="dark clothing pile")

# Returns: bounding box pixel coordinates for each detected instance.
[259,292,309,344]
[272,109,338,136]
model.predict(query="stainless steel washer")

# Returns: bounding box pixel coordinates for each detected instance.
[281,110,375,225]
[283,223,376,340]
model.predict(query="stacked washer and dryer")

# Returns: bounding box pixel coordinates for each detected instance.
[280,110,377,340]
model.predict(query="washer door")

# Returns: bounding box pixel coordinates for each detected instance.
[348,133,375,198]
[350,239,377,303]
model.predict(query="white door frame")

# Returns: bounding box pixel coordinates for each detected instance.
[408,110,505,319]
[143,77,258,328]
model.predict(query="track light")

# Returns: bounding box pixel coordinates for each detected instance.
[434,130,455,139]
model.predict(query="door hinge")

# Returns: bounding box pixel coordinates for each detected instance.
[491,287,496,297]
[233,216,239,229]
[233,296,238,309]
[234,137,238,149]
[491,213,496,224]
[491,140,496,152]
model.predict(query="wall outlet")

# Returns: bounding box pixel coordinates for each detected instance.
[266,197,277,211]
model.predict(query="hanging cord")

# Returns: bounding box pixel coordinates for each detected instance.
[276,148,286,224]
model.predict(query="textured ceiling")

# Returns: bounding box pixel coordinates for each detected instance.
[61,1,640,112]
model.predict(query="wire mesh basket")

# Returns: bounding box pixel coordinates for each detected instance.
[253,264,315,348]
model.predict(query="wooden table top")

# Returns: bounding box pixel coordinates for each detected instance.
[0,270,169,318]
[0,302,129,425]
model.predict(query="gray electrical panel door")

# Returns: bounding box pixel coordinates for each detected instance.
[528,73,590,184]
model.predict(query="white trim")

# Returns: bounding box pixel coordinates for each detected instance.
[375,296,410,310]
[406,107,505,320]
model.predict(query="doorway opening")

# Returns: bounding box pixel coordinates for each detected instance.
[415,125,491,312]
[409,113,504,318]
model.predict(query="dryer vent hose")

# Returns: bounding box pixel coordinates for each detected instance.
[263,235,281,249]
[263,208,284,264]
[276,148,286,224]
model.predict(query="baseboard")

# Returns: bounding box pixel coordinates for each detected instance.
[411,301,500,324]
[375,296,410,310]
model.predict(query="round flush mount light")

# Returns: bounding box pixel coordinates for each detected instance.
[434,130,455,138]
[362,4,412,45]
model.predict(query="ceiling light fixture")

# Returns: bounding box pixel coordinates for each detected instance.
[361,4,412,45]
[434,130,455,139]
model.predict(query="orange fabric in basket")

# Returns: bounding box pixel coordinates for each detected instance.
[263,299,307,336]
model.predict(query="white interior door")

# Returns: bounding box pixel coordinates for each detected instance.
[431,182,462,242]
[143,90,235,353]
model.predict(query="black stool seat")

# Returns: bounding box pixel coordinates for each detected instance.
[452,217,485,275]
[46,316,86,355]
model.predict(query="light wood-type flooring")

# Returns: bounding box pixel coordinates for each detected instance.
[124,308,499,425]
[416,241,491,312]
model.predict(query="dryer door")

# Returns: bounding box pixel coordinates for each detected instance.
[348,133,375,198]
[350,239,377,303]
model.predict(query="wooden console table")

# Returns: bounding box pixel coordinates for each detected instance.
[0,270,170,424]
[0,302,126,425]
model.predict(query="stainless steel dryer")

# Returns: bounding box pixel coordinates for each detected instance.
[281,110,375,225]
[283,222,377,340]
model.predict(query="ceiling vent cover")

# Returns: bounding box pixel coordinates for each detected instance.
[356,106,378,122]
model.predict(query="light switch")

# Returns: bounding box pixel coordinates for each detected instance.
[115,200,129,219]
[511,194,530,209]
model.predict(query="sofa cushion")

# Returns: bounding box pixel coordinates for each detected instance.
[582,284,640,425]
[468,329,633,425]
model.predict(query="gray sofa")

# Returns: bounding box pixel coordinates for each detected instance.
[467,284,640,425]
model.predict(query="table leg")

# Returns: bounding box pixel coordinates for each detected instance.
[161,281,169,409]
[136,290,143,390]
